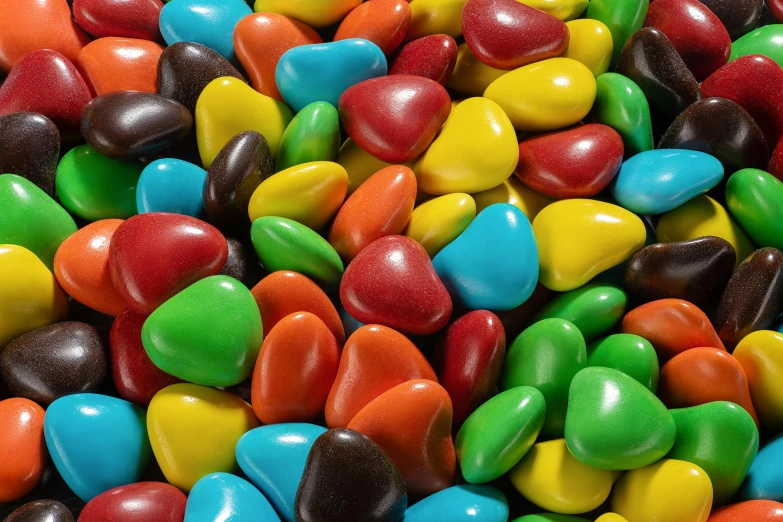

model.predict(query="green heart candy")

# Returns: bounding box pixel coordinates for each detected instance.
[587,334,659,392]
[725,168,783,251]
[594,73,653,158]
[534,284,627,343]
[275,101,340,172]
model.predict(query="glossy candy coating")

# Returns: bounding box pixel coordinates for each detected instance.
[473,176,554,222]
[79,482,187,522]
[275,101,340,172]
[73,0,163,41]
[447,43,508,96]
[401,484,508,522]
[731,25,783,68]
[562,19,613,77]
[0,112,59,196]
[404,193,476,257]
[137,159,207,217]
[709,500,783,522]
[407,0,468,41]
[700,0,763,39]
[734,331,783,432]
[587,334,659,392]
[389,34,458,85]
[0,398,46,502]
[742,435,783,503]
[4,500,74,522]
[535,284,627,343]
[585,0,649,65]
[253,0,363,28]
[184,472,280,522]
[727,169,783,251]
[76,37,163,96]
[335,0,411,56]
[593,72,653,157]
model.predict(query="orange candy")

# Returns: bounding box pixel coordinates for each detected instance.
[54,219,127,317]
[0,398,47,502]
[709,500,783,521]
[251,270,345,344]
[335,0,411,56]
[0,0,90,71]
[325,324,438,428]
[251,312,340,425]
[329,165,417,261]
[348,379,456,499]
[76,37,164,96]
[234,13,322,100]
[658,347,759,426]
[621,298,725,360]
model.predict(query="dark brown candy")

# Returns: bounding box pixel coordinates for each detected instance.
[0,112,59,196]
[295,428,407,522]
[625,237,736,310]
[219,237,264,288]
[0,321,108,405]
[658,97,769,175]
[616,27,700,130]
[156,42,245,114]
[4,500,74,522]
[204,131,273,235]
[716,247,783,351]
[81,91,192,160]
[699,0,763,39]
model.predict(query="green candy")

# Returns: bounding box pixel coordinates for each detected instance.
[456,386,546,484]
[587,334,659,392]
[251,216,344,290]
[275,101,340,172]
[586,0,649,66]
[55,144,142,221]
[668,401,759,505]
[512,515,590,522]
[730,25,783,68]
[565,367,675,470]
[0,173,77,270]
[141,275,263,387]
[534,284,627,343]
[500,319,586,439]
[594,73,653,157]
[726,168,783,251]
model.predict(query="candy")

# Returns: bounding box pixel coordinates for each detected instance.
[593,72,653,157]
[742,434,783,503]
[335,0,411,56]
[0,398,46,502]
[253,0,363,28]
[734,331,783,431]
[587,334,659,392]
[447,44,508,96]
[562,19,613,77]
[535,284,627,342]
[184,472,280,522]
[72,0,163,41]
[0,112,59,196]
[519,0,588,20]
[709,500,783,521]
[727,169,783,250]
[473,174,554,220]
[76,37,163,96]
[389,34,458,85]
[404,193,476,257]
[402,484,508,522]
[585,0,649,65]
[4,501,74,522]
[730,25,783,68]
[136,158,207,217]
[79,482,187,522]
[699,0,762,39]
[159,0,251,61]
[276,101,340,172]
[407,0,467,41]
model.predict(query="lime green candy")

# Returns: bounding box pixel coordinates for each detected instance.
[275,101,340,172]
[251,216,344,290]
[534,283,627,342]
[668,401,759,505]
[500,318,586,439]
[55,144,142,221]
[456,386,545,484]
[730,25,783,68]
[586,0,649,66]
[594,73,653,157]
[141,275,263,387]
[587,334,659,392]
[0,173,77,270]
[565,367,676,471]
[725,168,783,251]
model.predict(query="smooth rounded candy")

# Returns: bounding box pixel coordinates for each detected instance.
[484,57,596,132]
[276,101,340,172]
[532,199,646,291]
[699,0,762,39]
[727,169,783,251]
[407,0,468,40]
[72,0,163,41]
[160,0,251,61]
[731,25,783,68]
[79,482,187,522]
[335,0,410,56]
[402,484,509,522]
[734,331,783,432]
[389,34,458,85]
[253,0,362,28]
[535,284,627,342]
[472,176,554,222]
[743,434,783,502]
[76,37,163,96]
[0,398,46,502]
[587,334,659,392]
[147,383,260,491]
[0,112,59,196]
[447,43,509,96]
[585,0,649,65]
[562,19,613,77]
[709,500,783,522]
[136,159,207,217]
[4,500,74,522]
[185,472,280,522]
[337,137,402,194]
[593,72,653,157]
[404,193,476,257]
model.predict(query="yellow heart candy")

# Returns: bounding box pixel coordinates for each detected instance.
[734,330,783,432]
[407,0,467,40]
[447,43,508,97]
[509,439,615,514]
[404,193,476,257]
[248,161,348,230]
[473,176,554,222]
[484,57,597,132]
[532,199,646,291]
[252,0,362,27]
[563,19,614,77]
[196,77,293,168]
[147,383,259,491]
[415,97,518,195]
[519,0,589,20]
[612,459,713,522]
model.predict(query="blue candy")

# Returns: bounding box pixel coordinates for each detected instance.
[402,485,508,522]
[433,203,539,311]
[611,149,724,215]
[276,39,387,112]
[742,434,783,502]
[136,158,207,217]
[235,424,326,522]
[159,0,252,61]
[43,393,152,502]
[185,472,280,522]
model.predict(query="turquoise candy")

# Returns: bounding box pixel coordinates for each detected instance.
[276,39,388,112]
[611,149,724,214]
[184,472,280,522]
[432,203,539,311]
[136,158,207,217]
[402,485,509,522]
[236,424,327,522]
[159,0,252,61]
[275,101,341,172]
[534,283,627,342]
[742,434,783,502]
[43,393,152,502]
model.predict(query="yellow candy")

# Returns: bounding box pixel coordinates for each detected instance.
[147,383,259,491]
[532,199,646,291]
[447,43,508,97]
[612,459,713,522]
[415,97,518,194]
[404,193,476,257]
[196,77,293,168]
[734,330,783,432]
[337,138,401,195]
[247,161,348,230]
[656,195,754,266]
[595,514,629,522]
[472,176,554,222]
[518,0,589,21]
[484,57,597,132]
[509,439,614,514]
[407,0,467,40]
[252,0,361,28]
[563,20,614,77]
[0,244,68,348]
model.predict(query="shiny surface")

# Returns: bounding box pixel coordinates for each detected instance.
[734,331,783,432]
[79,482,187,522]
[137,158,207,217]
[731,25,783,68]
[727,169,783,251]
[562,19,613,77]
[0,112,59,196]
[389,34,458,86]
[73,0,163,41]
[401,484,508,522]
[184,472,280,522]
[535,283,627,343]
[335,0,410,56]
[709,500,783,522]
[0,398,46,502]
[159,0,251,61]
[587,334,659,392]
[699,0,762,39]
[253,0,362,28]
[447,43,508,96]
[405,193,476,257]
[4,500,74,522]
[76,37,163,96]
[742,435,783,503]
[406,0,468,40]
[585,0,648,65]
[275,101,340,172]
[593,72,653,157]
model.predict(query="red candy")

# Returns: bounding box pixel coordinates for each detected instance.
[335,0,411,56]
[389,34,458,86]
[79,482,188,522]
[72,0,164,41]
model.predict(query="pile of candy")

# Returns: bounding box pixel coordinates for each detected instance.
[5,0,783,520]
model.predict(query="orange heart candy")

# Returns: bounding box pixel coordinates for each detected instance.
[76,37,163,96]
[334,0,411,56]
[0,398,47,502]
